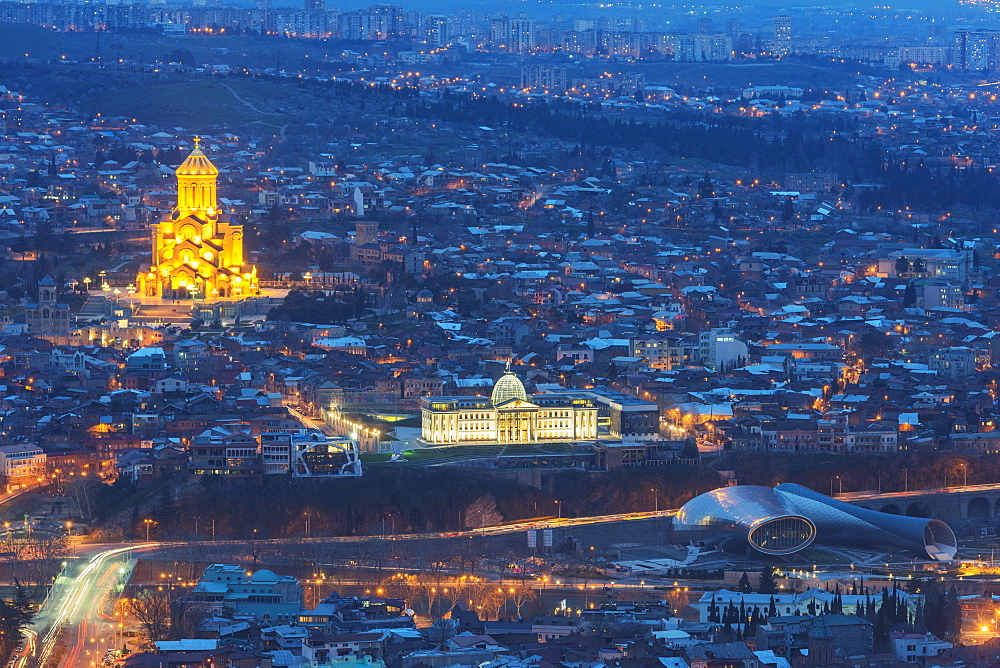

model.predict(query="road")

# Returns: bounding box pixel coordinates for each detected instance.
[21,493,964,668]
[24,501,674,668]
[32,543,169,668]
[288,407,335,435]
[838,482,1000,501]
[27,475,973,668]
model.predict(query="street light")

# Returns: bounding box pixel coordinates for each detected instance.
[650,488,658,513]
[143,518,153,541]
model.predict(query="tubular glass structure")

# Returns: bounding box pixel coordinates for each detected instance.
[673,483,957,561]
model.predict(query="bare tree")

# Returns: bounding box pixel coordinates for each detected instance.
[125,588,172,646]
[171,597,207,639]
[510,584,537,620]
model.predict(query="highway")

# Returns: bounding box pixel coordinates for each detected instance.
[32,543,171,668]
[21,501,675,668]
[837,482,1000,501]
[20,493,968,668]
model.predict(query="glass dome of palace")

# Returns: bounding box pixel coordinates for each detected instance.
[491,372,529,405]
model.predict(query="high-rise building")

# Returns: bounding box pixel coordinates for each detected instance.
[954,27,970,67]
[339,4,402,40]
[363,3,402,38]
[303,0,324,12]
[672,34,733,62]
[520,64,569,92]
[490,16,511,49]
[928,23,949,46]
[773,13,792,57]
[424,14,448,45]
[966,29,1000,70]
[510,16,535,53]
[697,17,713,35]
[137,139,258,300]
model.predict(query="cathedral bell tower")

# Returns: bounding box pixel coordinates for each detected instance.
[175,137,219,219]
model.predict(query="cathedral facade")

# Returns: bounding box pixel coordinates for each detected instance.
[25,275,70,335]
[137,140,258,300]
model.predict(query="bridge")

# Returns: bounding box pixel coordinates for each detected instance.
[838,483,1000,524]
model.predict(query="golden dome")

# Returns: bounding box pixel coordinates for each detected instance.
[176,138,219,176]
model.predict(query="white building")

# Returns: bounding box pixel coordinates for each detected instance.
[189,565,302,622]
[420,368,598,445]
[0,444,46,485]
[314,336,368,355]
[890,632,951,663]
[699,328,748,370]
[697,588,917,622]
[878,248,974,283]
[259,432,362,477]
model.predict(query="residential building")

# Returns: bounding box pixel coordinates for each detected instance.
[187,564,303,622]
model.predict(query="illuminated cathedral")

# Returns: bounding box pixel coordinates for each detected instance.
[137,139,257,300]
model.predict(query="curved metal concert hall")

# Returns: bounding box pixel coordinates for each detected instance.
[674,483,957,561]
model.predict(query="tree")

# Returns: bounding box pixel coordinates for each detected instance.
[708,597,721,623]
[757,566,778,594]
[924,582,947,639]
[944,585,962,643]
[855,330,893,364]
[895,256,909,275]
[903,281,917,307]
[738,572,752,592]
[780,198,794,225]
[509,585,536,620]
[125,588,172,646]
[0,581,33,663]
[163,49,196,66]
